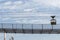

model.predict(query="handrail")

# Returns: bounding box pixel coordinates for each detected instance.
[0,23,60,33]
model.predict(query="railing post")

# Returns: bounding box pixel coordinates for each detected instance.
[22,24,24,33]
[41,24,43,33]
[32,24,33,34]
[51,25,53,33]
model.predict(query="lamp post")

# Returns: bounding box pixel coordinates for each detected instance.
[50,16,56,33]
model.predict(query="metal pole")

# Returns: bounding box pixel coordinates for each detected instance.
[41,24,43,33]
[52,25,53,31]
[4,31,6,40]
[40,24,43,33]
[51,25,53,33]
[32,24,33,34]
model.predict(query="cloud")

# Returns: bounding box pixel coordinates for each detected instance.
[0,1,24,9]
[2,17,11,20]
[1,12,53,24]
[14,1,23,5]
[12,19,50,24]
[4,1,12,5]
[2,12,60,24]
[1,12,53,18]
[33,0,60,8]
[0,0,60,13]
[1,0,60,24]
[24,9,33,12]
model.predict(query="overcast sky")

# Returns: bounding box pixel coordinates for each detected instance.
[1,0,60,40]
[1,0,60,24]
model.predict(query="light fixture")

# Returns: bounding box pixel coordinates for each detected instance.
[50,16,56,25]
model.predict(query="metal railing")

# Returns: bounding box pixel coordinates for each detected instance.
[0,23,60,34]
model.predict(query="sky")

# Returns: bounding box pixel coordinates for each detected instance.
[1,0,60,40]
[1,0,60,24]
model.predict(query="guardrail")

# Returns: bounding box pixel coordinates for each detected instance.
[0,23,60,34]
